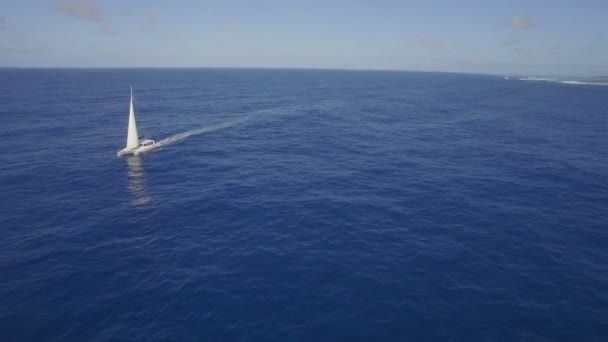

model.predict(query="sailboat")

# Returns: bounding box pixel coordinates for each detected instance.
[117,87,156,156]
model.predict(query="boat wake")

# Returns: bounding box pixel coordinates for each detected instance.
[146,105,298,151]
[134,101,343,154]
[154,116,249,148]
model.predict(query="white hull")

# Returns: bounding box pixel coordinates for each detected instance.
[117,143,157,156]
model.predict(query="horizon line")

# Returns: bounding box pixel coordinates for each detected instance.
[0,66,598,78]
[0,66,519,77]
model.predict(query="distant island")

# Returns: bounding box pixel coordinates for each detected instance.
[588,76,608,82]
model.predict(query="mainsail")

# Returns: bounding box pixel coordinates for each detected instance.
[125,87,139,150]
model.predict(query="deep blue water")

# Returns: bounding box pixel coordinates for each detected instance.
[1,69,607,341]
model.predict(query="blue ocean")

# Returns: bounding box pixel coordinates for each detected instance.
[1,69,606,341]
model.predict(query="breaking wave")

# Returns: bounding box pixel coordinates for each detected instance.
[558,80,608,86]
[518,76,608,86]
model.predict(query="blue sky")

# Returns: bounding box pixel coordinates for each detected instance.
[0,0,606,75]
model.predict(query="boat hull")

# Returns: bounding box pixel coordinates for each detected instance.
[117,143,157,156]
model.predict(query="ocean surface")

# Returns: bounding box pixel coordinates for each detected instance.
[1,68,607,341]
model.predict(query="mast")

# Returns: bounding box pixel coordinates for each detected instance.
[125,86,139,149]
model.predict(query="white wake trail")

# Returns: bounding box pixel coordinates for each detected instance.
[154,117,249,148]
[143,102,335,153]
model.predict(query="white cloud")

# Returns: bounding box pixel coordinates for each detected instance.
[582,45,594,56]
[504,38,520,46]
[140,10,158,33]
[102,25,118,35]
[55,0,104,22]
[0,46,43,54]
[137,11,184,41]
[510,16,536,29]
[416,33,442,48]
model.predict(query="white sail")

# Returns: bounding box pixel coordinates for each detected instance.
[117,87,156,157]
[125,87,139,150]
